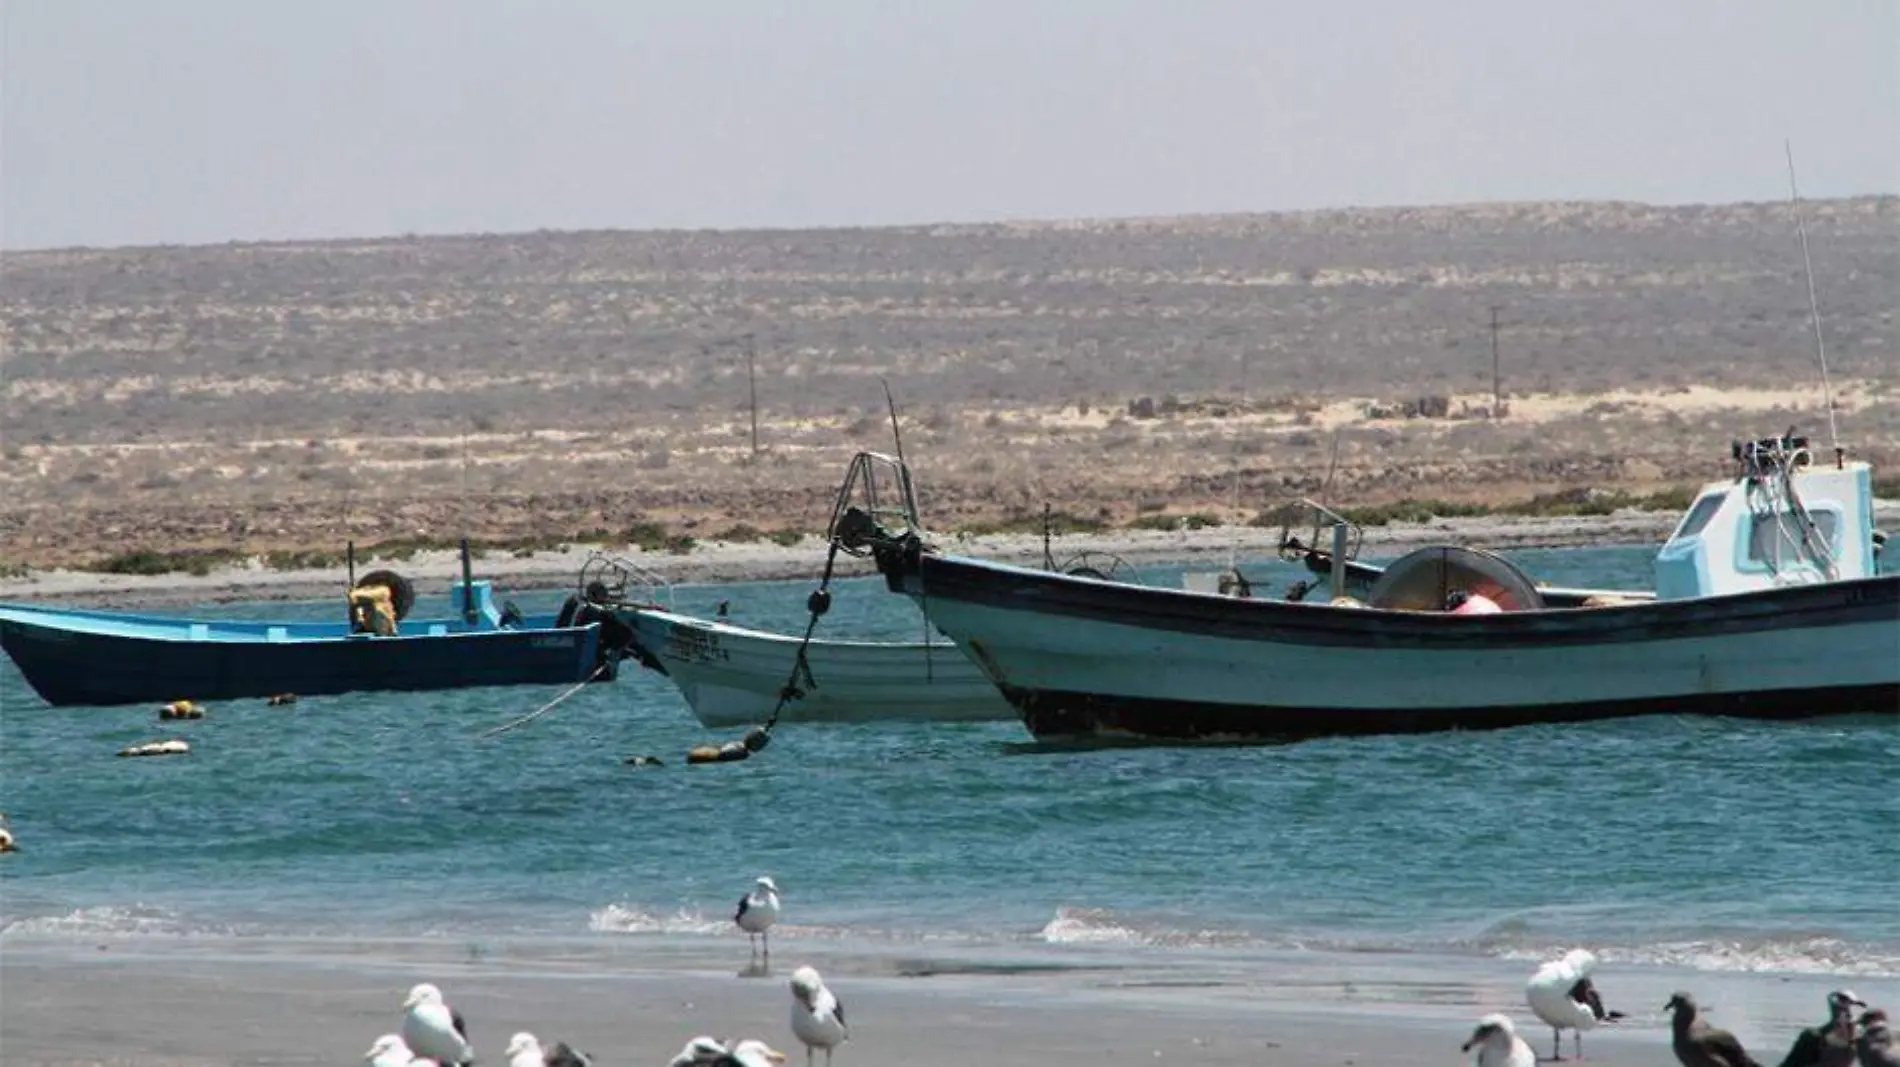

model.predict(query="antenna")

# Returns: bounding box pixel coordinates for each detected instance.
[880,378,907,470]
[745,334,760,458]
[1784,140,1842,465]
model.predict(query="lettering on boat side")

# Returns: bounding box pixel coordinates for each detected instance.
[529,636,575,650]
[665,625,730,663]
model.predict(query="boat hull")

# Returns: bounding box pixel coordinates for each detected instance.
[0,604,604,707]
[878,550,1900,742]
[624,607,1012,726]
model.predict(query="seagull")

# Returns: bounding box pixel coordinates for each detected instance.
[544,1041,594,1067]
[366,1034,417,1067]
[725,1040,790,1067]
[1666,991,1766,1067]
[1526,948,1625,1060]
[1859,1009,1898,1067]
[788,965,848,1067]
[401,983,473,1067]
[1462,1013,1536,1067]
[507,1032,546,1067]
[1777,990,1865,1067]
[736,877,782,960]
[669,1036,733,1067]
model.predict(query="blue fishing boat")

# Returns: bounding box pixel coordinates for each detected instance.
[0,565,630,707]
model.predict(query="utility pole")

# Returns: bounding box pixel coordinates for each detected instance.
[1488,305,1504,417]
[745,335,759,457]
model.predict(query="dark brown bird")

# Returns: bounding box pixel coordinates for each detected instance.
[1778,990,1865,1067]
[1859,1009,1898,1067]
[1667,991,1767,1067]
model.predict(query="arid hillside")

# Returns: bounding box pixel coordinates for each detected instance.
[2,197,1896,569]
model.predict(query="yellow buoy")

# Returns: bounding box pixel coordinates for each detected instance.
[159,700,205,720]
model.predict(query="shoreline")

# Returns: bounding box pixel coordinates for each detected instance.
[0,509,1695,608]
[0,933,1885,1067]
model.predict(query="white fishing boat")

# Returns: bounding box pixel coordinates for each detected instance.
[572,547,1009,727]
[621,605,1011,726]
[855,434,1896,743]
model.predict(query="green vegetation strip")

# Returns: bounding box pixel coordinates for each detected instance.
[49,482,1838,578]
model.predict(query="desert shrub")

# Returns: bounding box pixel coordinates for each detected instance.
[768,529,805,547]
[88,548,246,577]
[1124,512,1221,532]
[625,521,670,552]
[264,549,346,570]
[1341,499,1491,526]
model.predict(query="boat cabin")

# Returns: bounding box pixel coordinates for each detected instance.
[1654,435,1877,600]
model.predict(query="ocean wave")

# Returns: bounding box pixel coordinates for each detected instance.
[0,903,211,938]
[1036,906,1261,949]
[586,903,729,936]
[1488,936,1900,978]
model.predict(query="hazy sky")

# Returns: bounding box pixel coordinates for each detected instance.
[2,0,1895,249]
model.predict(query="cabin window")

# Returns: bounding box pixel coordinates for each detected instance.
[1745,508,1840,565]
[1671,493,1726,541]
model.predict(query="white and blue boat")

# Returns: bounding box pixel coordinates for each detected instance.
[855,435,1898,743]
[0,561,628,707]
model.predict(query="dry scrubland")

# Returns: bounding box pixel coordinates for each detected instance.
[2,197,1897,572]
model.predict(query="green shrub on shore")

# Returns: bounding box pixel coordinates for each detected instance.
[85,548,247,577]
[1125,512,1224,532]
[953,510,1111,538]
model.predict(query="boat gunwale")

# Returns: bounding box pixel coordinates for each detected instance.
[890,550,1899,650]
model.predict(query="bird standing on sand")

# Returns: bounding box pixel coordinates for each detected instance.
[1777,991,1866,1067]
[1462,1013,1536,1067]
[736,876,782,961]
[788,965,848,1067]
[1858,1009,1898,1067]
[366,1034,417,1067]
[1666,991,1766,1067]
[1526,948,1625,1060]
[400,983,474,1067]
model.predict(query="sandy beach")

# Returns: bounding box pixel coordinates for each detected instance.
[0,934,1876,1067]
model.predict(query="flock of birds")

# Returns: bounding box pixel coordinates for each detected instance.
[353,881,1892,1067]
[1462,951,1895,1067]
[359,877,847,1067]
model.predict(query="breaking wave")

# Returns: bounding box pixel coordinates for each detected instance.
[1036,906,1262,949]
[0,903,212,939]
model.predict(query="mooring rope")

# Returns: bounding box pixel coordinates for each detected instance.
[744,538,843,751]
[475,659,613,739]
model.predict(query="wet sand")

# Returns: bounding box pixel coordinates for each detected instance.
[0,935,1879,1067]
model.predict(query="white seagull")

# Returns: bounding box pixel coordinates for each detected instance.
[669,1036,733,1067]
[788,965,847,1067]
[366,1033,416,1067]
[726,1039,791,1067]
[1526,948,1624,1061]
[736,876,782,960]
[1463,1013,1537,1067]
[401,983,474,1067]
[507,1032,546,1067]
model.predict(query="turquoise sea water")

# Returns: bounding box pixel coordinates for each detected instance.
[1,544,1895,979]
